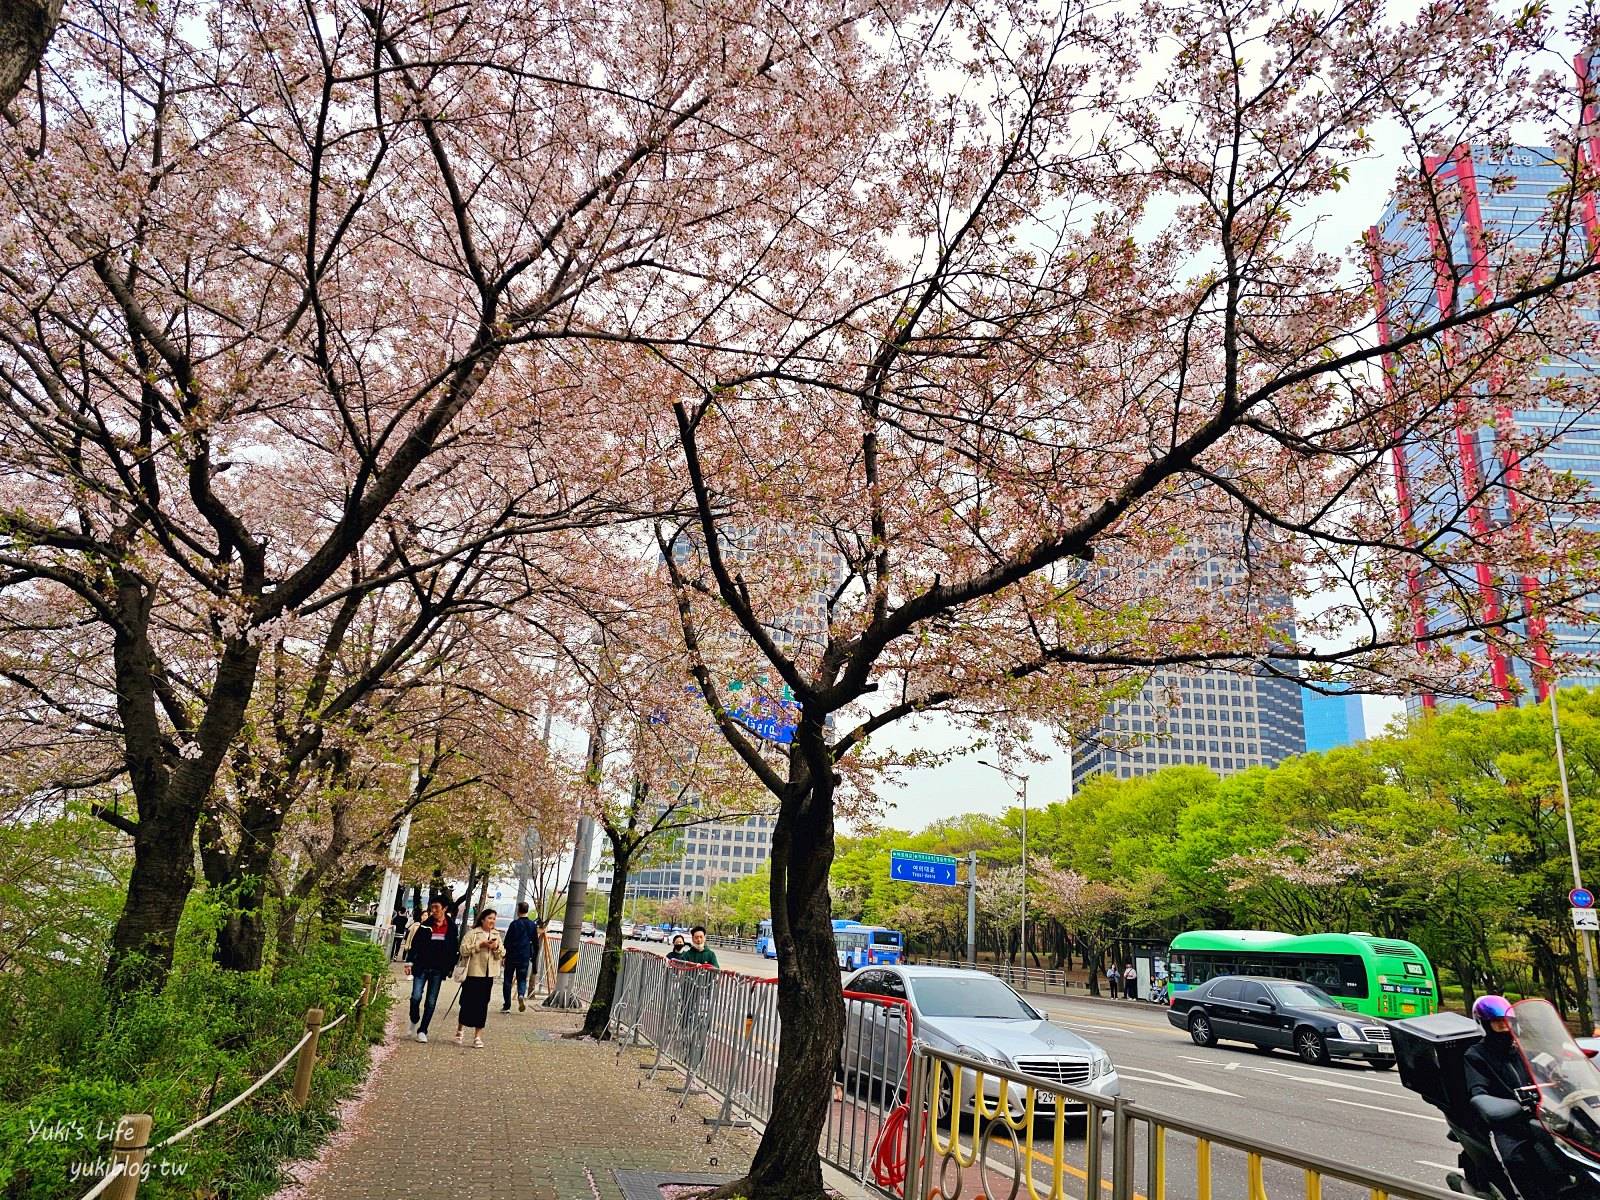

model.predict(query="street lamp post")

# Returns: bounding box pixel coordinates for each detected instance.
[978,760,1028,969]
[1549,685,1600,1032]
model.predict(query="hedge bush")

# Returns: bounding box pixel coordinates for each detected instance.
[1,930,390,1200]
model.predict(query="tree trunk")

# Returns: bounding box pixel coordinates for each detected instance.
[105,805,198,992]
[202,807,280,972]
[0,0,60,117]
[740,746,841,1200]
[214,882,269,972]
[105,622,262,994]
[581,844,632,1038]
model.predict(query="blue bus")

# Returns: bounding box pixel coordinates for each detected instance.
[756,919,776,959]
[834,922,904,971]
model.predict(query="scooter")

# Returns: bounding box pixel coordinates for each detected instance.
[1391,1000,1600,1200]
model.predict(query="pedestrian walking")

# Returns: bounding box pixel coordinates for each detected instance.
[667,934,688,961]
[500,902,538,1012]
[1105,963,1120,999]
[1123,962,1138,1002]
[406,899,458,1043]
[454,908,505,1048]
[389,906,409,961]
[679,926,719,968]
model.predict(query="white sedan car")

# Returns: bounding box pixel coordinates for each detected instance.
[843,965,1119,1121]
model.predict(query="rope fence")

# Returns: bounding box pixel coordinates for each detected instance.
[72,973,376,1200]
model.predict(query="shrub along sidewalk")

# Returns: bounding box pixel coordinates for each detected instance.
[0,938,391,1200]
[278,964,762,1200]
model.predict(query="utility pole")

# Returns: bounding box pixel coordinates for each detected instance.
[966,851,977,968]
[371,765,417,948]
[1551,685,1600,1032]
[546,699,607,1010]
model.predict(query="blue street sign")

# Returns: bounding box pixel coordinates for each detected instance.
[1572,887,1595,910]
[890,850,959,887]
[682,679,799,745]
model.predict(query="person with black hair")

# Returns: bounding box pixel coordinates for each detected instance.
[454,908,505,1048]
[679,926,719,968]
[500,902,538,1012]
[405,899,458,1043]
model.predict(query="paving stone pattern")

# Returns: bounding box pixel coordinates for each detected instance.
[286,966,761,1200]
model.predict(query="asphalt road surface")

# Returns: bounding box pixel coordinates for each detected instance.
[661,942,1462,1196]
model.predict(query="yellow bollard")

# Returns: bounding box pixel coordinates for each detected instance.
[106,1113,151,1200]
[1304,1169,1322,1200]
[290,1007,324,1108]
[1196,1139,1212,1200]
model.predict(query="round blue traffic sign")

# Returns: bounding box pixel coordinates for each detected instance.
[1572,887,1595,910]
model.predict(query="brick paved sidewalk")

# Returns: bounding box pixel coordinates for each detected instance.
[276,965,762,1200]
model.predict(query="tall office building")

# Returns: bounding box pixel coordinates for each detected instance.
[1301,689,1367,753]
[594,812,776,900]
[1072,539,1307,784]
[1370,132,1600,711]
[1071,666,1307,785]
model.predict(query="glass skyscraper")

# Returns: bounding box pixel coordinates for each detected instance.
[1072,541,1307,785]
[1371,138,1600,711]
[1301,689,1367,753]
[1071,664,1308,785]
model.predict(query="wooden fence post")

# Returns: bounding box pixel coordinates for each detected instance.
[290,1008,323,1108]
[106,1113,151,1200]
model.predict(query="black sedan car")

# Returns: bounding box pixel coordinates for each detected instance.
[1166,976,1395,1068]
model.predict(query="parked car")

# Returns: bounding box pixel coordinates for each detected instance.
[1168,975,1396,1068]
[843,965,1118,1121]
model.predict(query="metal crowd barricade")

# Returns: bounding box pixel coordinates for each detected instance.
[574,940,604,1003]
[602,950,910,1193]
[826,990,916,1193]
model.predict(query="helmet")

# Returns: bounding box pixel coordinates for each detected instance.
[1472,994,1513,1032]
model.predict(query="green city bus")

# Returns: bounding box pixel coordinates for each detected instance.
[1165,930,1439,1019]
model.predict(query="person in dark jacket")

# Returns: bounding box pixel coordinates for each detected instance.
[406,899,458,1042]
[666,934,688,960]
[1463,994,1564,1199]
[389,907,409,961]
[500,902,538,1012]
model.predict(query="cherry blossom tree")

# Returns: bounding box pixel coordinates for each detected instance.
[607,2,1600,1193]
[0,0,894,993]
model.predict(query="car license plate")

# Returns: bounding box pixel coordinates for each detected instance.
[1033,1089,1059,1109]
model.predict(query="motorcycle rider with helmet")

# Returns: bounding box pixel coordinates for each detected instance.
[1463,995,1568,1198]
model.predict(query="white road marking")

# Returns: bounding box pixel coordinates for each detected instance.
[1240,1064,1416,1100]
[1224,1062,1240,1071]
[1417,1160,1459,1172]
[1115,1067,1242,1097]
[1325,1097,1446,1124]
[1053,1018,1146,1035]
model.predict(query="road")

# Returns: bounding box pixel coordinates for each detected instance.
[673,943,1461,1196]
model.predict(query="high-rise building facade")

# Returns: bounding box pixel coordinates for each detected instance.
[1072,537,1308,784]
[1301,689,1367,753]
[1371,136,1600,711]
[1072,666,1306,785]
[595,812,776,899]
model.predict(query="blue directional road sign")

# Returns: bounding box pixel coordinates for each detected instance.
[890,850,959,887]
[1572,887,1595,910]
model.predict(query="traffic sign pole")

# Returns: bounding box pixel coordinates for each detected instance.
[966,851,977,968]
